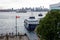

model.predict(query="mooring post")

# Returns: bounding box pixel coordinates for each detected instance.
[6,33,9,40]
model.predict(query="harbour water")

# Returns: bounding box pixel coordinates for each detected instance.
[0,12,47,35]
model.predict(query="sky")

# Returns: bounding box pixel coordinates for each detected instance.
[0,0,60,9]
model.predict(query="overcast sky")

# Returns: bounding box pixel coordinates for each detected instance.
[0,0,60,9]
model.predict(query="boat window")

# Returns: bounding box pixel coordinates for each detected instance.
[29,24,38,27]
[29,20,38,22]
[38,14,43,16]
[29,17,35,19]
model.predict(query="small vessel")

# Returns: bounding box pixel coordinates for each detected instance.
[24,16,39,31]
[38,13,43,21]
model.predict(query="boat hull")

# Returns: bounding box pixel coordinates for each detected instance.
[25,24,38,31]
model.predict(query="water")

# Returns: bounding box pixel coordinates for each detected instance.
[0,12,47,35]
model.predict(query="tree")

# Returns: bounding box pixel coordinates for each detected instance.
[36,10,60,40]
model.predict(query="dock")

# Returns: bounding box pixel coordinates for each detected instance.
[24,28,38,40]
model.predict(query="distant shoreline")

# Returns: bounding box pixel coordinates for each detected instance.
[0,8,49,13]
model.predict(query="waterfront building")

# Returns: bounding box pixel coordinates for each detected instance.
[50,3,60,10]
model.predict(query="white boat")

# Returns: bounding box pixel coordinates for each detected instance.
[24,16,39,31]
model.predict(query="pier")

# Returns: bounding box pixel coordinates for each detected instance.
[0,26,39,40]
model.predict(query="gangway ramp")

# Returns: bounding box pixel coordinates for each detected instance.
[24,28,38,40]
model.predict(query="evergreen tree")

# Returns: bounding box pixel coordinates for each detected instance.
[36,10,60,40]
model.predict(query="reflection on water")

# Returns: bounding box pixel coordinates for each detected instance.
[0,12,47,34]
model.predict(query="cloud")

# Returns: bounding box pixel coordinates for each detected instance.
[0,0,60,9]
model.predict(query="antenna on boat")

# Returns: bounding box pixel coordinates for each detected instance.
[31,12,34,17]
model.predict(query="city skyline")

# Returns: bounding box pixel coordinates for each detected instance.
[0,0,60,9]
